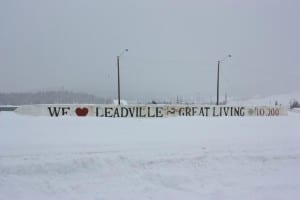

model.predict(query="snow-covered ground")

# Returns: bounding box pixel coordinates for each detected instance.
[1,100,300,199]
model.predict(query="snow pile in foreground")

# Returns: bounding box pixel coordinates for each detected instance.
[0,112,300,200]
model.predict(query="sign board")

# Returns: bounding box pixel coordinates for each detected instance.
[14,105,288,117]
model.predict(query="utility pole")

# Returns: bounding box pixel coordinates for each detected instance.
[217,60,220,105]
[117,56,121,105]
[216,54,231,105]
[116,49,128,106]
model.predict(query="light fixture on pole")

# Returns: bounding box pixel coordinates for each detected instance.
[117,49,128,106]
[217,54,232,105]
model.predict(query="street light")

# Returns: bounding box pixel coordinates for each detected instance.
[117,49,128,105]
[216,54,232,105]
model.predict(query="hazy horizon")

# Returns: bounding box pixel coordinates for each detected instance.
[1,0,299,100]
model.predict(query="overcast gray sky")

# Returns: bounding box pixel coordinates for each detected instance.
[0,0,299,100]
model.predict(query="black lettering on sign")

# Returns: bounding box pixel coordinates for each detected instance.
[48,107,70,117]
[192,107,197,116]
[96,107,104,117]
[213,107,219,117]
[121,107,128,117]
[205,107,210,116]
[62,107,71,115]
[233,107,241,116]
[105,107,113,117]
[223,107,230,116]
[199,107,210,116]
[185,107,192,116]
[179,107,185,116]
[199,107,205,116]
[240,107,245,116]
[113,107,120,117]
[147,107,155,117]
[128,107,135,117]
[140,107,147,117]
[48,107,60,117]
[156,107,164,117]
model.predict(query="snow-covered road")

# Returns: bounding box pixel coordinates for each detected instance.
[0,112,300,200]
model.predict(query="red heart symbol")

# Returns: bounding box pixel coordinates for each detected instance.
[75,107,89,117]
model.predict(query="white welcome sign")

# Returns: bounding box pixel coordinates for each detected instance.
[15,105,288,117]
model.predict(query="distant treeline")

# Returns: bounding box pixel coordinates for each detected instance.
[0,91,112,105]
